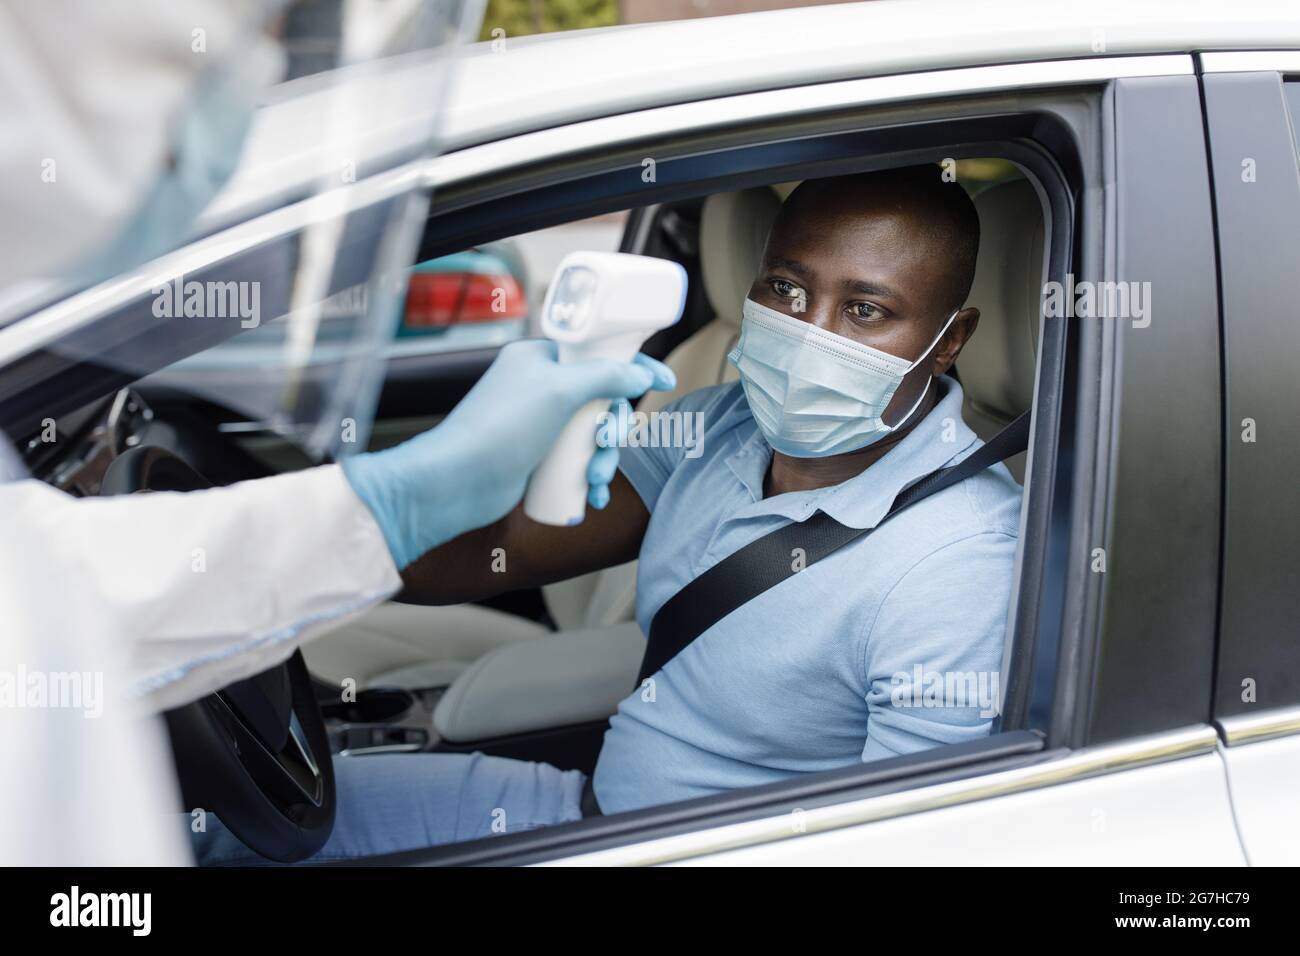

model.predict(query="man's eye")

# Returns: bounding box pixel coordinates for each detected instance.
[849,302,883,321]
[770,279,803,299]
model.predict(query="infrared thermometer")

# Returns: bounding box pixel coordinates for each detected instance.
[524,251,687,526]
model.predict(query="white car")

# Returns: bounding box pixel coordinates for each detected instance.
[3,0,1299,866]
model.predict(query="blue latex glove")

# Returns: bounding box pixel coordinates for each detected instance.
[342,339,675,569]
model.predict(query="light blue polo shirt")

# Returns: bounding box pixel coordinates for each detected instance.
[592,375,1022,814]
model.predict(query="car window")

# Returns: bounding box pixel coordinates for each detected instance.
[136,211,629,430]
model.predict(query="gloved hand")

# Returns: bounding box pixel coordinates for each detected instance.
[342,339,675,569]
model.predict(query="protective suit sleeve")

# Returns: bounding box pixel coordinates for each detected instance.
[0,463,401,714]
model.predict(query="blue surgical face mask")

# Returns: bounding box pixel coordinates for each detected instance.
[728,297,958,458]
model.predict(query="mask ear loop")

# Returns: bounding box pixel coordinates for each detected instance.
[883,309,960,431]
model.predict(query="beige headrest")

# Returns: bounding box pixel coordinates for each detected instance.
[958,178,1044,420]
[698,186,782,328]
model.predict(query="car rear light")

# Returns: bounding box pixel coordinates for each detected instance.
[403,271,527,327]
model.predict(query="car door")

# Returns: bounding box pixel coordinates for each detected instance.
[1,45,1245,868]
[362,54,1244,865]
[549,69,1243,866]
[1199,52,1300,867]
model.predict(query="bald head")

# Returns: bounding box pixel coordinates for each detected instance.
[773,165,980,315]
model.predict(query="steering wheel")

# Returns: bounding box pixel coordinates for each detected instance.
[101,444,336,863]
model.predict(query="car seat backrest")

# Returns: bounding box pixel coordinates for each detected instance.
[957,177,1045,484]
[637,185,783,415]
[959,177,1047,719]
[701,186,785,331]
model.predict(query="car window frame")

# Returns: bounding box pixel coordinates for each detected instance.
[356,75,1134,866]
[1065,72,1225,747]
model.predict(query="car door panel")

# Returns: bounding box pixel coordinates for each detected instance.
[677,751,1244,866]
[1200,62,1300,865]
[1216,723,1300,866]
[381,62,1236,866]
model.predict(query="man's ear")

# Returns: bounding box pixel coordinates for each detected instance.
[933,306,979,374]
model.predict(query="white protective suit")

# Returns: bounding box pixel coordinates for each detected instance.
[0,0,401,865]
[0,464,401,864]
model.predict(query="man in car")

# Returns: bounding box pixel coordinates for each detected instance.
[194,164,1023,863]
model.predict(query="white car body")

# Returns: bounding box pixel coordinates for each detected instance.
[5,0,1299,867]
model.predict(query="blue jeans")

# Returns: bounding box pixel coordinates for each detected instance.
[191,752,586,865]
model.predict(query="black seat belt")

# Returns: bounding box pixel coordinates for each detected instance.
[580,410,1033,818]
[635,409,1032,685]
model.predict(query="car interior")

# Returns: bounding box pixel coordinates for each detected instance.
[301,164,1044,773]
[5,147,1051,861]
